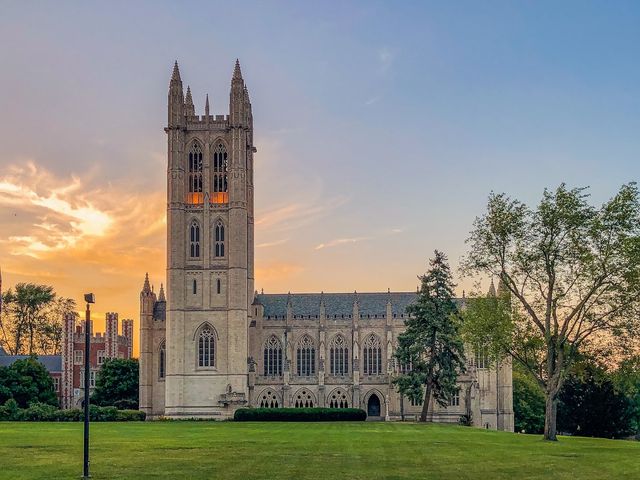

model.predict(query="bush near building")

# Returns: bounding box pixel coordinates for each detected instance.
[234,407,367,421]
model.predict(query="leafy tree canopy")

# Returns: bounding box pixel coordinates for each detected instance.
[0,357,58,408]
[91,358,139,410]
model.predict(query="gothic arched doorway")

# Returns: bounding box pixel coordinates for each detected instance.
[367,394,381,417]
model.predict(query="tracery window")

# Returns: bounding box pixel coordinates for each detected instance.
[189,221,200,258]
[197,325,215,367]
[296,335,315,377]
[159,341,166,379]
[475,347,488,369]
[329,335,349,376]
[449,390,460,407]
[363,334,382,375]
[328,389,349,409]
[214,221,225,257]
[259,390,279,408]
[293,389,314,408]
[211,143,228,204]
[187,143,203,204]
[263,336,283,377]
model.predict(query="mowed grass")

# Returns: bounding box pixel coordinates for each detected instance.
[0,422,639,480]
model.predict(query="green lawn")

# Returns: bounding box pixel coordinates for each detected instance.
[0,422,638,480]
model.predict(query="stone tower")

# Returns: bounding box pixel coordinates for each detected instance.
[163,60,255,418]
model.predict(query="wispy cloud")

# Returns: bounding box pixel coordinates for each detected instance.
[378,46,395,72]
[364,96,380,106]
[256,195,349,232]
[315,236,370,251]
[256,239,289,248]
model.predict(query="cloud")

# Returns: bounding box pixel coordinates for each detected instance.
[364,96,380,106]
[315,236,370,251]
[256,195,349,233]
[256,239,289,248]
[378,46,395,72]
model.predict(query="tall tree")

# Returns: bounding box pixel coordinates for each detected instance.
[462,183,640,440]
[394,251,466,422]
[0,357,58,408]
[92,358,139,410]
[0,284,75,355]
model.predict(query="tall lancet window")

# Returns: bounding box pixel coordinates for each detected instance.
[263,336,283,377]
[189,221,200,258]
[330,334,349,376]
[214,220,225,257]
[296,335,316,377]
[187,143,203,204]
[159,341,166,379]
[212,143,228,204]
[363,334,382,375]
[197,325,215,367]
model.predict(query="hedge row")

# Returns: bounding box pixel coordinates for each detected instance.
[234,407,367,421]
[0,400,145,421]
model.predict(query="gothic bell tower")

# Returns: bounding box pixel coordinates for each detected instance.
[164,60,255,418]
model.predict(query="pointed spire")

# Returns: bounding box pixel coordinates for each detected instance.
[487,278,497,297]
[171,61,181,83]
[185,86,195,116]
[158,283,166,302]
[233,59,243,80]
[142,273,151,294]
[205,94,210,116]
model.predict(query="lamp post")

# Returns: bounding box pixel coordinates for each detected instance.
[83,293,95,479]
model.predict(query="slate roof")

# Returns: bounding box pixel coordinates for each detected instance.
[153,300,166,322]
[0,355,62,372]
[255,292,420,318]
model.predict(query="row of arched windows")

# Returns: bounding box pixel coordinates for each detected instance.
[261,334,384,378]
[187,142,228,205]
[258,388,351,409]
[189,220,225,259]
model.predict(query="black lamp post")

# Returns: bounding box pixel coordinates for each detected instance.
[83,293,95,479]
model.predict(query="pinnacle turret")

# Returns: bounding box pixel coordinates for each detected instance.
[233,59,242,80]
[158,283,166,302]
[171,61,181,83]
[205,94,210,116]
[487,278,497,297]
[142,273,151,294]
[185,86,195,116]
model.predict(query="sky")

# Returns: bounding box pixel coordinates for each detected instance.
[1,1,639,352]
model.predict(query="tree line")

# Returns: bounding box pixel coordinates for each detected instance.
[0,283,78,355]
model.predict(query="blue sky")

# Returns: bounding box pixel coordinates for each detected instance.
[0,1,639,322]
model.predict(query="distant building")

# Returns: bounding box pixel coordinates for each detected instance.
[139,61,514,431]
[0,275,133,408]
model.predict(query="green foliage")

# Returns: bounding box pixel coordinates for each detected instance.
[394,251,466,417]
[462,183,640,440]
[0,402,145,422]
[558,362,636,439]
[458,413,473,426]
[513,368,545,434]
[91,358,139,409]
[233,407,366,421]
[0,356,58,408]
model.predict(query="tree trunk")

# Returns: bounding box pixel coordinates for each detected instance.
[543,394,558,441]
[419,381,433,422]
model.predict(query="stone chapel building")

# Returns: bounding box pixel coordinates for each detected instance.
[138,61,514,430]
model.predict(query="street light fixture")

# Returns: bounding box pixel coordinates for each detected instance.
[83,293,95,479]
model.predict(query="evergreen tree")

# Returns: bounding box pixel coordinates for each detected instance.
[91,358,139,410]
[394,251,466,422]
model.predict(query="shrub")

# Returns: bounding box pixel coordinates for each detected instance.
[234,408,367,422]
[21,402,58,421]
[55,409,83,422]
[115,409,146,421]
[0,399,20,420]
[458,413,473,426]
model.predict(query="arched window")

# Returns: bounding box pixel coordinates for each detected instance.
[296,335,315,377]
[189,221,200,258]
[293,389,314,408]
[187,143,203,204]
[214,220,225,257]
[216,278,221,294]
[363,334,382,375]
[263,336,283,377]
[212,143,228,204]
[197,325,215,367]
[159,341,166,379]
[329,334,349,376]
[328,388,349,409]
[259,390,279,408]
